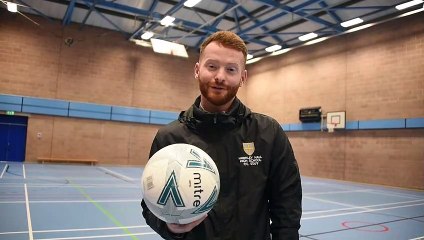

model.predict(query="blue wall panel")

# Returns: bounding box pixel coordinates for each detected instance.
[0,94,23,104]
[112,106,150,117]
[69,110,111,120]
[112,114,150,123]
[22,106,68,116]
[69,102,111,113]
[69,102,111,120]
[346,121,359,130]
[358,119,405,130]
[406,118,424,128]
[150,110,179,120]
[150,118,175,125]
[0,103,22,112]
[281,124,291,131]
[22,97,69,116]
[4,94,423,130]
[290,122,321,131]
[23,97,69,109]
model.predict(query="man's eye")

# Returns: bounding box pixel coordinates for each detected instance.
[227,67,237,73]
[207,65,216,70]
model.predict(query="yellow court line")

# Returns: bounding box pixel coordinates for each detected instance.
[69,181,139,240]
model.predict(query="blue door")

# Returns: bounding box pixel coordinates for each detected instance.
[0,115,28,162]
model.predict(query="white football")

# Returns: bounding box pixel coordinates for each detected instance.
[141,143,220,224]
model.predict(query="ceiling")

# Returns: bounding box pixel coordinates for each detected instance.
[2,0,424,59]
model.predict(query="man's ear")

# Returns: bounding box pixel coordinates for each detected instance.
[194,62,200,79]
[240,69,247,87]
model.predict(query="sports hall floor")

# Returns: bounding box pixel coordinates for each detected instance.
[0,162,423,240]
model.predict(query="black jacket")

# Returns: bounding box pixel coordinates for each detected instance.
[141,97,302,240]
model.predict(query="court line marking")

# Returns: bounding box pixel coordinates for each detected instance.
[98,167,135,183]
[0,164,8,178]
[0,225,151,235]
[304,197,424,215]
[0,199,141,204]
[23,164,26,179]
[35,232,158,240]
[24,184,34,240]
[69,181,140,240]
[304,189,372,196]
[303,202,424,220]
[409,236,424,240]
[370,189,424,199]
[0,183,139,188]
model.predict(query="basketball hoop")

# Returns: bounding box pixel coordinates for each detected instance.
[326,111,346,133]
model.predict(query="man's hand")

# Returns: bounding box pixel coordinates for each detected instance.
[166,215,207,234]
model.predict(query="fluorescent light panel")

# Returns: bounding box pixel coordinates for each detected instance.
[270,48,291,56]
[151,38,188,58]
[141,31,154,40]
[265,44,282,52]
[345,23,375,33]
[341,17,364,27]
[298,32,318,41]
[247,54,253,60]
[246,57,263,64]
[160,16,175,26]
[184,0,202,7]
[7,2,18,12]
[395,0,423,10]
[304,37,329,46]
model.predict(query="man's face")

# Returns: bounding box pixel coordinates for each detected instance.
[195,41,247,111]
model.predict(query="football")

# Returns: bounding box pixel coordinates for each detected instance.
[141,143,220,224]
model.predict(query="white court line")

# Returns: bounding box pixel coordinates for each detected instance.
[0,184,139,188]
[23,164,26,179]
[303,202,424,220]
[304,198,424,215]
[0,225,151,235]
[35,232,158,240]
[369,189,424,200]
[305,189,372,196]
[409,236,424,240]
[24,184,34,240]
[0,164,8,178]
[0,199,141,204]
[98,167,135,182]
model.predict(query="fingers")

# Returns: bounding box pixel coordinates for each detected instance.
[167,215,207,234]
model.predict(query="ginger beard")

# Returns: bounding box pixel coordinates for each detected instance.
[198,77,241,107]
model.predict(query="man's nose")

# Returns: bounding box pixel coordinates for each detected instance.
[214,69,225,83]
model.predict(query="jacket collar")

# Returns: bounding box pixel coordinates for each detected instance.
[179,96,251,132]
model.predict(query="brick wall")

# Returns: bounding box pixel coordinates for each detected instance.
[247,12,424,189]
[0,10,422,188]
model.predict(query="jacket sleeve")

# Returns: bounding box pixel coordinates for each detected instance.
[268,122,302,240]
[141,137,185,240]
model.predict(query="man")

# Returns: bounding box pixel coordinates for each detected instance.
[141,31,302,240]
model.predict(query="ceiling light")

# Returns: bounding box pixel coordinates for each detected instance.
[151,38,188,58]
[141,31,154,40]
[7,2,18,12]
[265,45,282,52]
[341,18,364,28]
[395,0,423,10]
[246,57,263,64]
[160,16,175,27]
[299,33,318,41]
[247,54,253,60]
[184,0,202,7]
[399,4,424,16]
[345,23,375,33]
[304,36,329,46]
[130,39,152,48]
[270,48,291,56]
